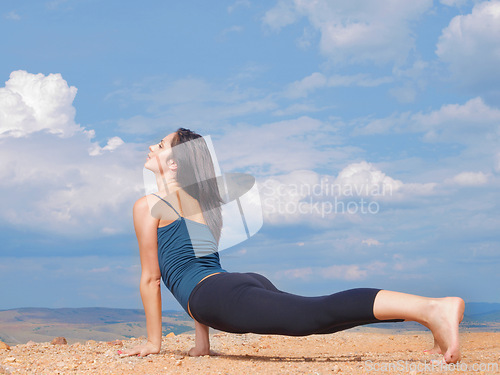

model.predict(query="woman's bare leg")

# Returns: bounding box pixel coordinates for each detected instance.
[373,290,464,364]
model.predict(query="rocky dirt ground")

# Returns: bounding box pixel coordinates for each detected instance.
[0,330,499,374]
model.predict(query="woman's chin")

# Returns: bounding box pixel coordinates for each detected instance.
[144,161,154,172]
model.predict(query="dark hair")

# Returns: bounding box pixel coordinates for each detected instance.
[171,128,224,244]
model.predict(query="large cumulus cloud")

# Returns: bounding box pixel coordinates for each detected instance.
[0,70,83,138]
[436,1,500,89]
[0,71,143,239]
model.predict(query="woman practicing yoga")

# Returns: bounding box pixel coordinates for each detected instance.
[122,127,464,364]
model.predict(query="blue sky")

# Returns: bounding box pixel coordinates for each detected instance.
[0,0,499,311]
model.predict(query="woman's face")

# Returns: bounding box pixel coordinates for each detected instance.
[144,132,176,173]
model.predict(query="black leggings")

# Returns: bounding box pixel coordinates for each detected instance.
[188,272,403,336]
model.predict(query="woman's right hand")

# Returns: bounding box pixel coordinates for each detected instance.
[119,340,160,357]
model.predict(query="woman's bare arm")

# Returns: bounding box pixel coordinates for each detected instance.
[122,196,162,356]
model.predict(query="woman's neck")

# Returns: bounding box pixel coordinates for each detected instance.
[155,173,181,195]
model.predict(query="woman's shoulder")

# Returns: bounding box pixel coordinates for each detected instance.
[133,194,160,218]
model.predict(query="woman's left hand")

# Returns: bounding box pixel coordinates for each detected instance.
[119,341,160,357]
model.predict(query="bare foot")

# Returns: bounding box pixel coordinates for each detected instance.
[423,338,442,355]
[425,297,464,364]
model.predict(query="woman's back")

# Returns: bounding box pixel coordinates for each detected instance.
[152,189,206,228]
[152,190,227,314]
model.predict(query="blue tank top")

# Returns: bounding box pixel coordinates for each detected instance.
[153,193,227,314]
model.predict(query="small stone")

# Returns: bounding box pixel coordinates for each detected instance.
[0,342,10,350]
[106,340,123,346]
[0,364,12,375]
[25,341,36,347]
[166,332,175,338]
[51,337,68,345]
[3,358,15,363]
[175,360,182,366]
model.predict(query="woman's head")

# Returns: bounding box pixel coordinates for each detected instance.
[170,128,215,199]
[145,129,210,182]
[144,132,177,175]
[148,127,224,243]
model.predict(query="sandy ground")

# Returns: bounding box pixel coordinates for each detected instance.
[1,330,499,374]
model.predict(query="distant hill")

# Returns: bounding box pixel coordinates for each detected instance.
[0,307,148,324]
[463,302,500,322]
[0,307,194,346]
[1,302,499,346]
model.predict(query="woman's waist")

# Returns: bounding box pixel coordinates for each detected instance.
[196,271,225,286]
[159,253,222,275]
[164,265,227,292]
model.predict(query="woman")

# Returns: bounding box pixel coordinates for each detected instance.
[122,128,464,364]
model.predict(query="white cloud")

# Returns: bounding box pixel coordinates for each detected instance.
[389,85,417,104]
[335,161,437,199]
[356,97,500,144]
[0,70,84,138]
[278,266,313,280]
[215,116,361,176]
[296,26,315,49]
[220,25,244,38]
[393,257,428,271]
[328,74,393,88]
[89,266,111,273]
[362,238,381,246]
[227,0,251,14]
[276,261,387,281]
[4,11,21,20]
[451,171,489,186]
[259,161,437,226]
[272,103,324,116]
[218,25,243,42]
[0,131,143,237]
[319,264,368,280]
[0,71,144,238]
[440,0,470,6]
[286,72,327,99]
[262,0,298,30]
[413,97,500,143]
[436,1,500,88]
[89,136,125,156]
[46,0,69,10]
[285,72,393,98]
[334,161,404,197]
[263,0,433,64]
